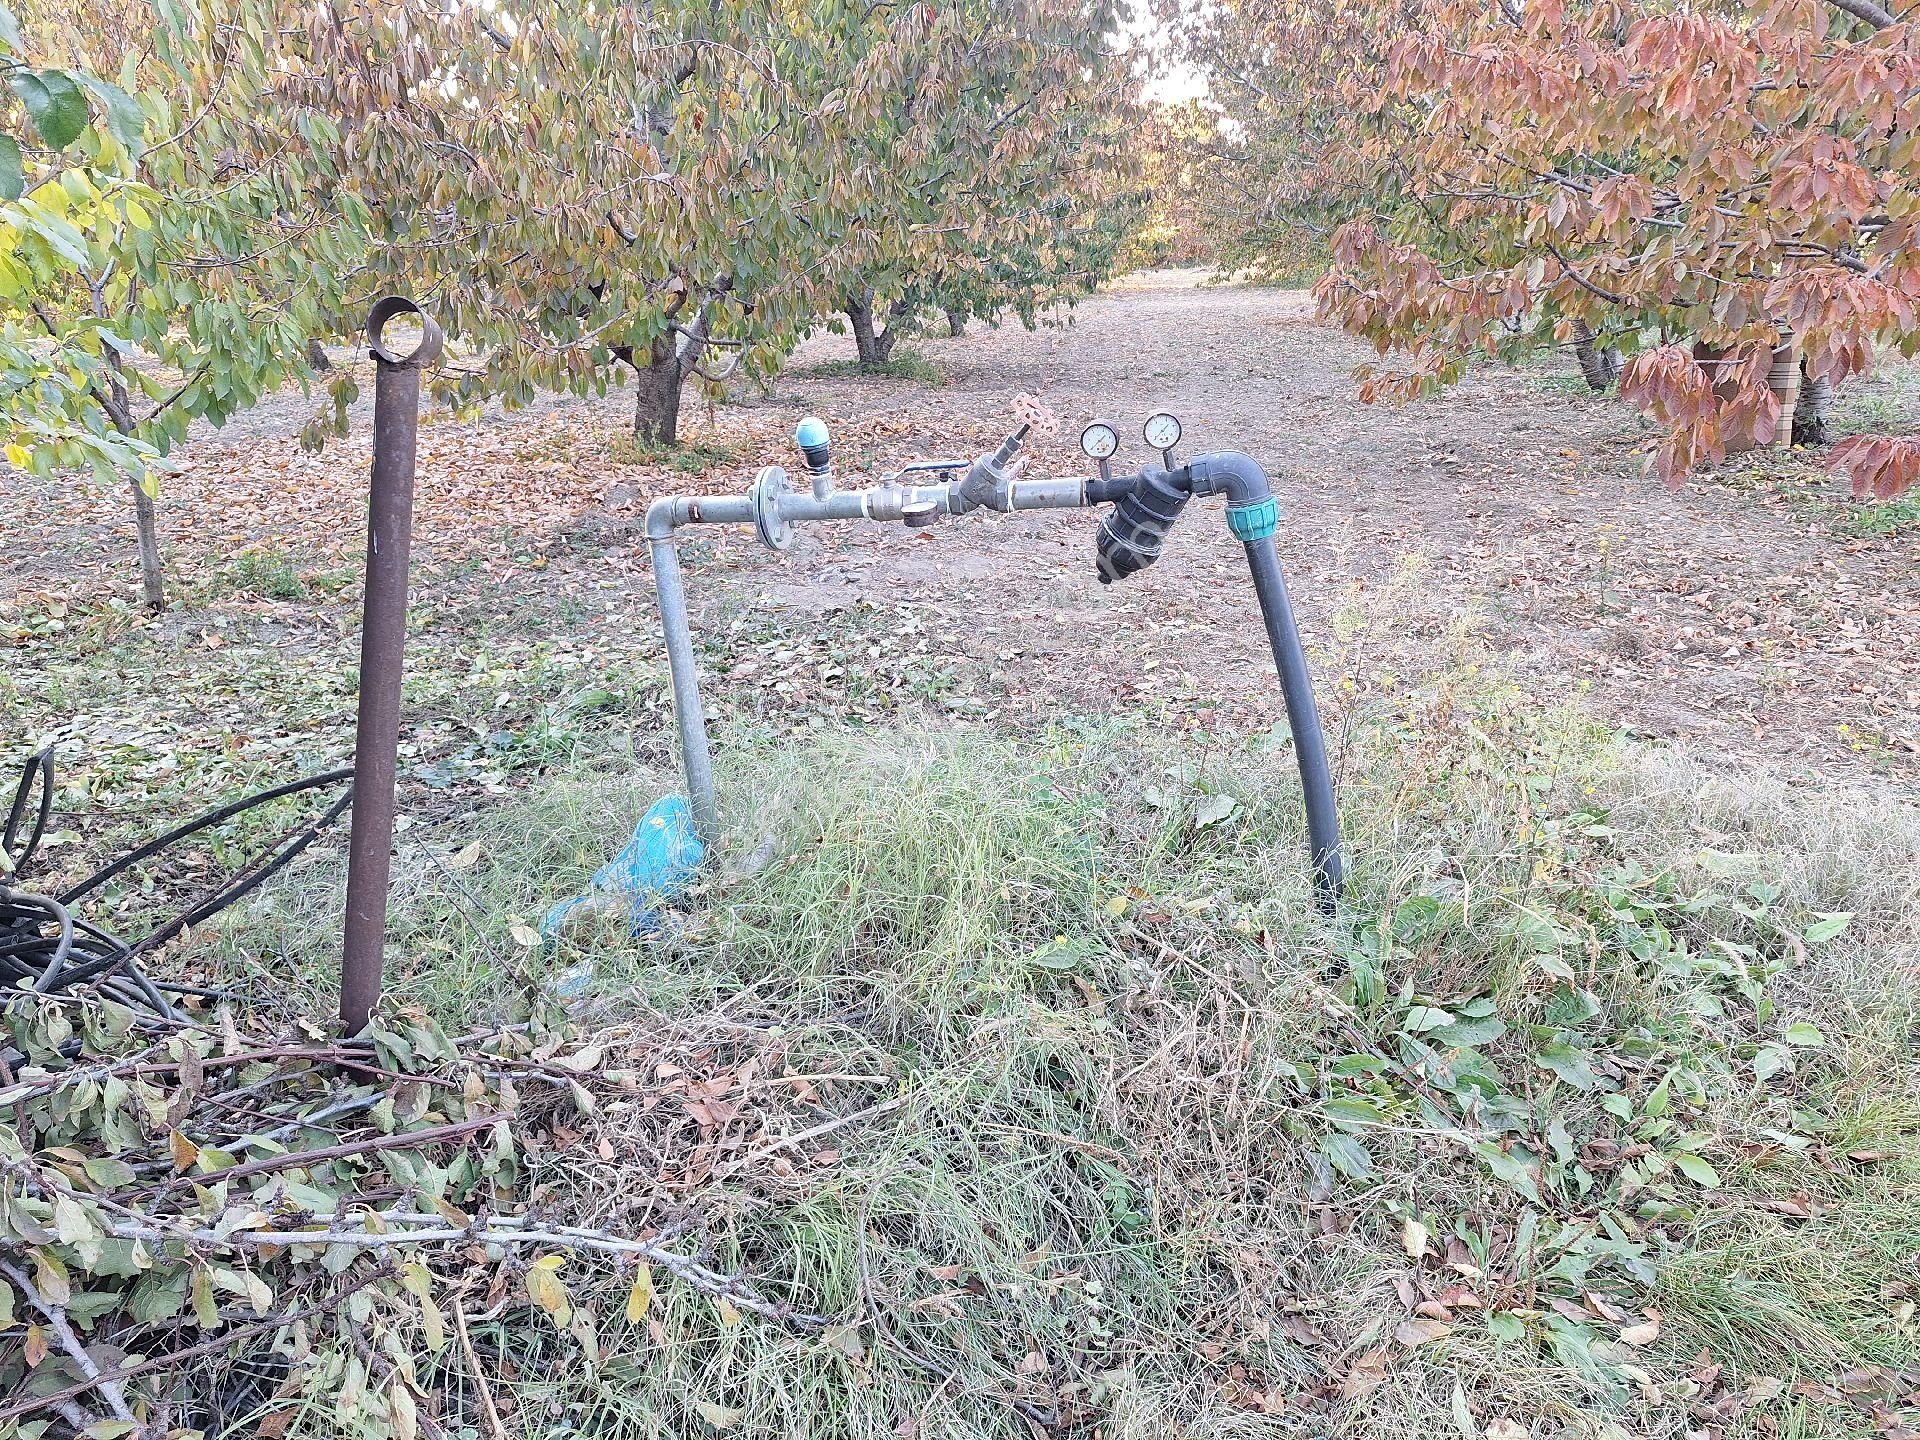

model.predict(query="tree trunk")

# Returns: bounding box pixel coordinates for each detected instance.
[944,309,965,338]
[1793,363,1832,447]
[305,337,332,372]
[1573,324,1615,391]
[128,476,166,610]
[845,289,908,369]
[630,337,684,446]
[845,290,882,368]
[104,354,165,610]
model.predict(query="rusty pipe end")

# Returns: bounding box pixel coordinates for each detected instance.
[368,295,445,369]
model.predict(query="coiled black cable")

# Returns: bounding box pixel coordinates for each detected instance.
[1,751,353,1021]
[3,745,54,874]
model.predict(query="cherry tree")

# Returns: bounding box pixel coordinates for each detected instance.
[1182,0,1920,498]
[824,0,1138,370]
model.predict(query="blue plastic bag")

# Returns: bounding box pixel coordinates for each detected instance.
[539,794,704,944]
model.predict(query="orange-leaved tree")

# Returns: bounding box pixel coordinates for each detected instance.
[1188,0,1920,498]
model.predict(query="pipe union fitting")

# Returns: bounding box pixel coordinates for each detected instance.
[1226,496,1279,542]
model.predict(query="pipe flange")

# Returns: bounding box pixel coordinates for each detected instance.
[749,465,794,551]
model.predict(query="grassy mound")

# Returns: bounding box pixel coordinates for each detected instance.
[183,667,1919,1440]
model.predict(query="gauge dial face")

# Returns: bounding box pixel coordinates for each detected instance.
[1143,412,1182,451]
[1079,421,1119,460]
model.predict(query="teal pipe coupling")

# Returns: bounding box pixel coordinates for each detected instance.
[1226,496,1279,542]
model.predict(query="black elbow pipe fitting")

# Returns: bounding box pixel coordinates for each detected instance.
[1186,450,1275,509]
[1095,465,1191,584]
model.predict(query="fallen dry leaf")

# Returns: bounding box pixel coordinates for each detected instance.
[693,1399,742,1430]
[1340,1348,1392,1399]
[1396,1319,1455,1350]
[1618,1309,1662,1347]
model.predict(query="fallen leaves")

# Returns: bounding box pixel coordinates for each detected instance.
[692,1398,743,1430]
[1616,1309,1662,1347]
[625,1264,654,1323]
[1394,1318,1454,1350]
[1339,1348,1391,1399]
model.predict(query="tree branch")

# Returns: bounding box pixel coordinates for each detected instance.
[1543,240,1629,305]
[0,1271,379,1425]
[0,1257,137,1424]
[142,1112,501,1196]
[1821,0,1896,27]
[96,1212,830,1329]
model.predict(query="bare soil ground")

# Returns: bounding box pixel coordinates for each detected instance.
[758,271,1920,782]
[8,268,1918,787]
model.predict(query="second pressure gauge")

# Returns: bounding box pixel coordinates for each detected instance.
[1079,421,1119,461]
[1143,412,1183,453]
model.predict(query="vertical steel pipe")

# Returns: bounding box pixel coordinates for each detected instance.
[646,529,719,838]
[341,297,443,1035]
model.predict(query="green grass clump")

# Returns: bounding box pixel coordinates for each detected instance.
[1524,371,1611,400]
[1829,363,1920,441]
[230,546,307,600]
[608,434,742,472]
[798,348,946,385]
[1834,494,1920,538]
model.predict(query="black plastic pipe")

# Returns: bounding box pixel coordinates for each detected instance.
[341,297,443,1036]
[1242,536,1345,910]
[1185,452,1345,912]
[61,766,353,905]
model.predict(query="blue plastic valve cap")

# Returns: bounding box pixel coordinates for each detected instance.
[795,416,830,450]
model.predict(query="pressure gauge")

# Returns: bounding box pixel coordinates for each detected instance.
[1079,421,1119,461]
[1143,412,1182,453]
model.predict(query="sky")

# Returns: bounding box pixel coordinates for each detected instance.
[1123,0,1210,102]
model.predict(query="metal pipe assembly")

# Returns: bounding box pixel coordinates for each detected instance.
[646,411,1348,911]
[340,296,444,1035]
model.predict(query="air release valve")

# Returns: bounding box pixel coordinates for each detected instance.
[795,416,831,472]
[795,416,834,499]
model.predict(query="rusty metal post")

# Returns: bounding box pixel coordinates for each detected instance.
[341,297,443,1035]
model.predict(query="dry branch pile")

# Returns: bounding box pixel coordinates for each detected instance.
[0,995,895,1434]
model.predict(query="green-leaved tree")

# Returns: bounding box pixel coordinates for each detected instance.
[826,0,1140,369]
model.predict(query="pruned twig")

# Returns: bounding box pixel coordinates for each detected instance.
[0,1256,137,1424]
[452,1292,509,1440]
[142,1111,502,1195]
[94,1212,829,1330]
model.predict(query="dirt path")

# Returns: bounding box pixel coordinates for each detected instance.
[10,269,1917,785]
[759,271,1919,782]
